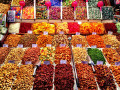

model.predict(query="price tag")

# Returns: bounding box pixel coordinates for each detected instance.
[43,31,48,35]
[108,31,113,35]
[76,44,82,48]
[60,60,67,64]
[44,61,50,65]
[92,32,97,35]
[60,44,66,47]
[27,30,32,34]
[25,61,32,65]
[82,61,88,64]
[106,45,111,48]
[11,32,16,34]
[3,44,8,47]
[32,44,37,47]
[97,61,103,65]
[8,60,15,64]
[91,45,97,48]
[115,62,120,66]
[76,32,80,35]
[59,31,64,34]
[68,37,71,40]
[78,21,82,25]
[46,44,52,47]
[17,44,23,48]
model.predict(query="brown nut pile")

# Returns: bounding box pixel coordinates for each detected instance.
[71,35,88,47]
[116,48,120,55]
[52,34,69,47]
[12,64,34,90]
[72,47,88,64]
[0,47,10,64]
[76,63,97,90]
[102,35,120,48]
[102,48,120,65]
[5,48,24,64]
[0,63,19,90]
[95,65,116,90]
[4,34,21,47]
[110,66,120,87]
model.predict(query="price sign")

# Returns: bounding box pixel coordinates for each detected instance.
[115,62,120,66]
[46,44,52,47]
[11,32,16,34]
[76,44,82,48]
[3,44,8,47]
[82,61,88,64]
[44,61,50,65]
[27,30,32,34]
[17,44,23,48]
[78,21,82,25]
[25,61,32,65]
[106,45,111,48]
[60,44,66,47]
[60,60,67,64]
[32,44,37,47]
[91,45,97,48]
[97,61,103,65]
[108,31,113,35]
[59,31,64,34]
[92,32,97,35]
[43,31,48,35]
[8,60,15,64]
[76,32,80,35]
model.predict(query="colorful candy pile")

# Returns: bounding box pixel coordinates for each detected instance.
[22,6,34,19]
[76,63,97,90]
[25,0,34,6]
[40,47,55,64]
[50,0,60,6]
[37,0,45,6]
[9,23,20,33]
[22,47,40,65]
[36,7,47,19]
[55,47,71,64]
[68,22,80,33]
[11,0,21,6]
[4,34,21,47]
[72,47,88,64]
[63,0,73,6]
[34,64,54,90]
[76,0,86,6]
[49,7,60,19]
[11,7,21,19]
[71,35,88,47]
[102,48,120,65]
[19,23,32,33]
[88,0,98,7]
[32,22,55,34]
[55,64,74,90]
[104,23,117,33]
[95,65,116,90]
[86,35,105,48]
[87,48,106,64]
[36,35,53,47]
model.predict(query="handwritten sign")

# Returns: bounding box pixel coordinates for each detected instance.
[60,60,67,64]
[32,44,37,47]
[3,44,8,47]
[97,61,103,65]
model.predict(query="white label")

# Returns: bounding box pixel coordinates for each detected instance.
[27,30,32,34]
[97,61,103,65]
[17,44,23,48]
[32,44,37,47]
[59,31,64,34]
[46,44,52,47]
[76,32,80,35]
[60,60,67,64]
[25,61,32,65]
[68,37,71,40]
[76,44,82,48]
[108,31,113,35]
[92,32,97,35]
[78,21,82,25]
[3,44,8,47]
[43,31,48,35]
[12,32,16,34]
[91,45,97,48]
[60,44,66,47]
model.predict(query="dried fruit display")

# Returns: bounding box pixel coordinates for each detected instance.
[36,7,47,19]
[104,23,117,33]
[71,35,88,47]
[76,63,97,90]
[72,47,88,64]
[55,47,71,64]
[5,48,24,64]
[0,47,10,64]
[18,34,37,47]
[36,35,53,47]
[12,64,34,90]
[87,48,106,64]
[55,64,74,90]
[22,47,40,65]
[86,35,105,48]
[52,34,69,47]
[116,48,120,55]
[4,34,21,47]
[40,47,55,64]
[19,23,32,33]
[9,23,20,33]
[33,64,54,90]
[95,65,116,90]
[25,0,34,6]
[0,63,19,90]
[102,48,120,65]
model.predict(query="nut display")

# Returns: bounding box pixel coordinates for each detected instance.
[36,35,53,47]
[0,47,10,64]
[12,64,34,90]
[37,0,45,6]
[55,64,74,90]
[71,35,88,47]
[104,23,117,33]
[76,63,97,90]
[0,3,10,14]
[52,34,69,47]
[36,7,47,19]
[102,48,120,65]
[19,23,32,33]
[87,48,106,64]
[18,34,37,47]
[0,63,19,90]
[22,47,40,65]
[94,65,116,90]
[5,48,24,64]
[33,64,54,90]
[72,47,88,64]
[9,23,20,33]
[40,47,55,64]
[86,35,106,48]
[55,46,71,64]
[4,34,21,47]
